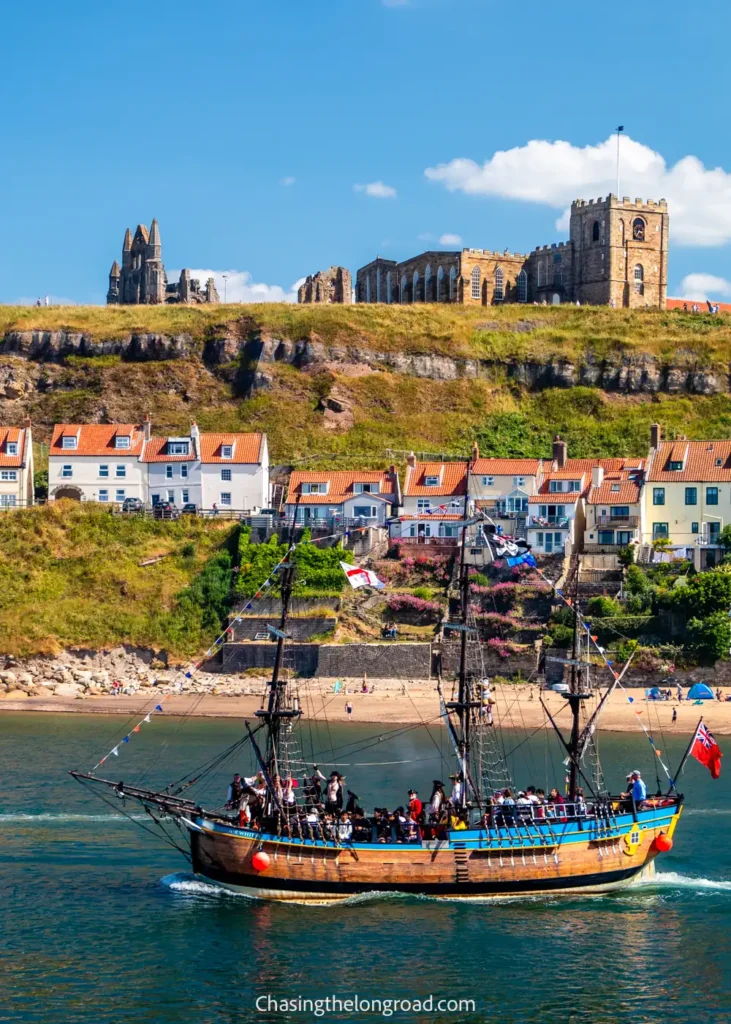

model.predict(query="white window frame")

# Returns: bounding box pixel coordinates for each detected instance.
[61,436,77,450]
[98,489,109,502]
[416,498,431,511]
[182,490,190,504]
[99,465,109,478]
[494,266,504,301]
[513,476,525,488]
[220,492,232,506]
[115,436,131,450]
[0,469,17,481]
[424,475,440,487]
[221,468,232,481]
[1,495,16,507]
[167,489,175,503]
[482,476,494,487]
[115,465,126,478]
[471,266,481,299]
[115,489,125,502]
[353,504,377,519]
[221,445,233,459]
[167,441,189,456]
[166,465,173,480]
[6,442,17,456]
[62,465,72,478]
[181,464,188,479]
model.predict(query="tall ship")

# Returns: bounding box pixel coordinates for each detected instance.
[72,507,689,903]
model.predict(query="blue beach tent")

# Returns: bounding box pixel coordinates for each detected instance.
[687,682,715,700]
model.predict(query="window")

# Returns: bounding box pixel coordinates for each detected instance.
[412,270,420,302]
[653,487,665,505]
[115,465,126,478]
[592,220,600,242]
[634,264,644,295]
[494,267,504,301]
[611,483,620,492]
[181,464,188,479]
[386,270,392,304]
[98,490,109,502]
[167,441,189,456]
[471,266,481,299]
[441,524,458,538]
[668,460,683,471]
[685,487,697,505]
[537,262,544,287]
[221,445,233,459]
[115,489,125,502]
[633,217,646,242]
[707,486,719,505]
[449,266,456,300]
[221,468,232,481]
[0,470,17,481]
[599,530,614,545]
[549,481,562,492]
[365,275,371,303]
[115,436,130,450]
[424,265,431,302]
[306,483,326,494]
[355,482,378,494]
[401,274,408,303]
[62,465,72,478]
[652,522,668,540]
[517,269,527,303]
[166,465,173,479]
[436,266,444,302]
[182,490,189,503]
[152,494,160,506]
[569,480,581,492]
[537,532,544,545]
[167,490,175,503]
[482,476,494,487]
[613,506,630,518]
[692,522,699,534]
[376,269,381,303]
[220,492,232,506]
[0,495,16,507]
[424,475,440,486]
[62,435,77,450]
[709,521,721,539]
[617,531,632,545]
[716,458,723,467]
[6,442,17,455]
[99,465,109,478]
[417,498,431,511]
[353,505,377,518]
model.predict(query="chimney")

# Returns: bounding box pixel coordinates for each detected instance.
[22,415,31,430]
[650,423,661,449]
[592,465,604,489]
[406,451,416,468]
[389,464,402,508]
[143,412,152,441]
[190,421,200,457]
[552,434,567,469]
[471,441,479,462]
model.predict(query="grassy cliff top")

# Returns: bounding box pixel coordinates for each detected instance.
[3,303,731,363]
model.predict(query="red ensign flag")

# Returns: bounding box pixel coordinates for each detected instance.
[690,721,723,779]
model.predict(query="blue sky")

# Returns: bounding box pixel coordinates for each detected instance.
[3,0,731,304]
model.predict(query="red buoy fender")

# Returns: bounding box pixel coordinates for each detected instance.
[251,850,271,872]
[654,832,673,853]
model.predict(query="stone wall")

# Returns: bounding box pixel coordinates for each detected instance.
[219,641,432,678]
[525,243,574,304]
[459,249,528,307]
[298,267,352,304]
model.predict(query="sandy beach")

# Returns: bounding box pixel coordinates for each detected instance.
[2,681,731,733]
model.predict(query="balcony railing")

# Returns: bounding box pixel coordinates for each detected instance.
[398,536,459,546]
[597,515,638,527]
[530,515,570,528]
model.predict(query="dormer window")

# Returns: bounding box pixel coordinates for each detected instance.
[305,482,328,495]
[115,435,131,450]
[668,460,683,471]
[221,445,233,459]
[167,441,189,456]
[716,458,723,467]
[611,483,621,492]
[569,480,581,492]
[355,482,379,494]
[62,435,77,450]
[549,480,562,492]
[6,442,17,456]
[424,475,440,487]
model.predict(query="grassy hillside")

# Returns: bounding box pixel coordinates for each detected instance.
[4,304,731,469]
[0,504,238,657]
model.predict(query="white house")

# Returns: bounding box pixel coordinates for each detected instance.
[48,422,147,503]
[401,457,468,516]
[584,463,644,554]
[143,425,268,510]
[285,469,400,525]
[0,418,34,509]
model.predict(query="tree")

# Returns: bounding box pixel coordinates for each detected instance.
[678,570,731,618]
[719,524,731,551]
[618,544,635,567]
[586,595,622,618]
[687,612,731,663]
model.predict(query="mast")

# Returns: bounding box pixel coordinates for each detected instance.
[563,576,589,800]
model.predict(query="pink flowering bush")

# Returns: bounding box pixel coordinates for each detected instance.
[386,593,442,623]
[487,637,514,659]
[476,612,517,639]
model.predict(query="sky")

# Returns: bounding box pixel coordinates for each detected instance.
[3,0,731,304]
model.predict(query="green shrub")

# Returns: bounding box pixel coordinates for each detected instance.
[544,623,574,648]
[586,595,622,618]
[687,612,731,663]
[412,586,432,600]
[674,569,731,618]
[235,527,353,597]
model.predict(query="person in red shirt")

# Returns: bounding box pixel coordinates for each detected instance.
[408,789,423,822]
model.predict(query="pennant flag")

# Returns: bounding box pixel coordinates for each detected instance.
[133,725,140,733]
[340,561,385,590]
[100,757,106,765]
[144,715,151,723]
[123,736,130,743]
[112,747,119,756]
[627,697,634,703]
[155,704,163,712]
[690,721,723,779]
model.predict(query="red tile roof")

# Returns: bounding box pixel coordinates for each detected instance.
[50,424,145,458]
[471,458,541,476]
[529,471,587,503]
[141,437,193,463]
[399,513,464,521]
[647,440,731,481]
[587,473,642,505]
[286,470,395,506]
[142,432,264,464]
[0,427,26,468]
[404,462,467,497]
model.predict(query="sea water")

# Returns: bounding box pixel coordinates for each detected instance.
[1,711,730,1024]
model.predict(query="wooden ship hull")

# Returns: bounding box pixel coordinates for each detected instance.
[188,801,682,903]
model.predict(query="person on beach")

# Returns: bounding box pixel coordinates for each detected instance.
[672,707,678,725]
[345,700,353,721]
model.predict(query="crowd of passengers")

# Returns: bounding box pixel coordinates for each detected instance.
[224,768,653,843]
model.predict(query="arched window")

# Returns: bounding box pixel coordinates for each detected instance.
[386,271,392,304]
[517,269,528,303]
[449,266,456,301]
[553,266,563,287]
[592,220,600,242]
[471,266,481,299]
[366,275,371,303]
[634,264,644,295]
[537,261,544,287]
[424,265,432,302]
[412,270,420,302]
[400,273,408,303]
[376,270,381,303]
[633,217,646,242]
[494,266,504,301]
[619,219,625,245]
[436,266,444,302]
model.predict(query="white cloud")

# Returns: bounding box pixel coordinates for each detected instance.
[439,233,462,245]
[354,181,397,199]
[678,273,731,301]
[177,269,303,304]
[425,134,731,247]
[280,176,296,187]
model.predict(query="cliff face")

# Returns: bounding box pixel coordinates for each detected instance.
[2,326,729,395]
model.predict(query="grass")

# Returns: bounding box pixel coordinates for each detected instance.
[0,503,237,657]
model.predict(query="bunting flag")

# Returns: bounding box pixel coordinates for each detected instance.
[340,561,385,590]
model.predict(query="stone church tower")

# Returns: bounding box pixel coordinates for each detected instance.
[107,220,219,305]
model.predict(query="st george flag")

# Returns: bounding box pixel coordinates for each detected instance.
[340,561,385,590]
[690,721,723,779]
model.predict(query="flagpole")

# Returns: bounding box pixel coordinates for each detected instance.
[668,716,702,793]
[615,125,624,197]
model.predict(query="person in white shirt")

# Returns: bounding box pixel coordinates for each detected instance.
[450,773,464,806]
